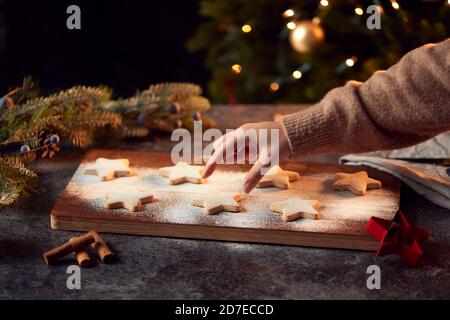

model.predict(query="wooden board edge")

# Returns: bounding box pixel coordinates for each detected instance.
[51,215,379,252]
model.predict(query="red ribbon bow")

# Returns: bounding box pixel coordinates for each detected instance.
[365,211,430,266]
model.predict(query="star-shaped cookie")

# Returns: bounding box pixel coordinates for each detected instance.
[192,193,243,215]
[332,171,382,196]
[159,162,206,185]
[104,191,154,212]
[84,158,134,181]
[256,165,300,190]
[270,197,321,222]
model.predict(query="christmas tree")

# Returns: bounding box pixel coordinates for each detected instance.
[188,0,449,104]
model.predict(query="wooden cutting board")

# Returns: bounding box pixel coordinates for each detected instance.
[50,149,401,251]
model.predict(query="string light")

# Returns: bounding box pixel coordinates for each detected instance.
[286,22,296,30]
[312,17,321,24]
[231,64,242,74]
[270,82,280,91]
[241,24,252,33]
[269,64,311,92]
[391,1,400,10]
[282,9,294,18]
[335,58,357,74]
[355,7,364,15]
[345,57,357,67]
[292,70,302,79]
[320,0,329,7]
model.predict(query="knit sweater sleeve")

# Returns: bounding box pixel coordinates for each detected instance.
[281,39,450,157]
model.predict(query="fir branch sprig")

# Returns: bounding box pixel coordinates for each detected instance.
[107,82,212,137]
[4,86,111,120]
[0,156,37,206]
[147,82,202,101]
[179,96,211,113]
[0,80,212,206]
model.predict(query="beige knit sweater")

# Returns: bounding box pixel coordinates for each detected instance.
[281,39,450,157]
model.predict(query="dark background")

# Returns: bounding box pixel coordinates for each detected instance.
[0,0,209,97]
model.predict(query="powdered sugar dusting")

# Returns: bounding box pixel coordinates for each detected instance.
[62,161,399,236]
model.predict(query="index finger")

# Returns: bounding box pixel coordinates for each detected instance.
[202,136,226,178]
[242,152,272,193]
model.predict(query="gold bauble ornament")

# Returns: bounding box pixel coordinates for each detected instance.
[289,20,325,53]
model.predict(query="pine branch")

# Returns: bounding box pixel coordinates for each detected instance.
[148,118,178,132]
[147,83,202,101]
[1,86,122,151]
[179,96,211,113]
[104,83,212,136]
[64,110,122,129]
[5,115,61,143]
[5,86,111,120]
[68,130,93,148]
[102,95,161,115]
[0,81,210,206]
[7,76,40,105]
[119,125,150,138]
[0,157,37,178]
[0,157,37,206]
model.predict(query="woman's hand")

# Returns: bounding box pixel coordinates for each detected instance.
[202,121,291,193]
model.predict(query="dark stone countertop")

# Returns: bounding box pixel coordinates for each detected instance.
[0,105,449,299]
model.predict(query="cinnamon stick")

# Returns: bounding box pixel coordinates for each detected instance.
[43,234,95,265]
[89,231,115,264]
[74,249,93,268]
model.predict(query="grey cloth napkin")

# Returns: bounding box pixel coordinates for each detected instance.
[364,131,450,159]
[340,155,450,210]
